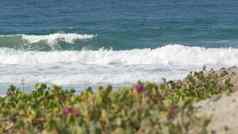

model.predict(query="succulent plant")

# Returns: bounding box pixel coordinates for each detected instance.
[0,69,233,134]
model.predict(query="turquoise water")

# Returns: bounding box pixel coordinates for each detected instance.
[1,0,238,93]
[1,0,238,49]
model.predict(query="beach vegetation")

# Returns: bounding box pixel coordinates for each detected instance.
[0,70,233,134]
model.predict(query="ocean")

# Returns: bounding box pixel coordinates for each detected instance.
[1,0,238,93]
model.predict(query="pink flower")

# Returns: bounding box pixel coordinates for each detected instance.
[63,107,80,117]
[134,83,145,93]
[63,107,73,116]
[167,105,177,120]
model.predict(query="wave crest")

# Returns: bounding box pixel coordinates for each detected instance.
[0,33,95,46]
[0,44,237,67]
[21,33,95,45]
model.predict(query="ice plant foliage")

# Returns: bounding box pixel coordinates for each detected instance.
[0,70,233,134]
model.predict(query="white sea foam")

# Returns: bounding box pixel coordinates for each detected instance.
[0,44,237,92]
[0,33,95,45]
[0,44,237,67]
[21,33,95,45]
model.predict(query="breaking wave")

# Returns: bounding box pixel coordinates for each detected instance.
[20,33,95,45]
[0,44,237,67]
[0,33,95,48]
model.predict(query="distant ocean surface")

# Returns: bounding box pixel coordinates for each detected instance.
[1,0,238,93]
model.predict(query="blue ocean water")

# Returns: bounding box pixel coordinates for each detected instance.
[1,0,238,93]
[1,0,238,49]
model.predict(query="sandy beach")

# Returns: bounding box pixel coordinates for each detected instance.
[196,67,238,134]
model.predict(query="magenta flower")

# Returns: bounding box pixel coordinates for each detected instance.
[63,107,73,116]
[134,83,145,93]
[167,105,177,120]
[63,107,80,117]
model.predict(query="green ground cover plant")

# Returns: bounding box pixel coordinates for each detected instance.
[0,69,233,134]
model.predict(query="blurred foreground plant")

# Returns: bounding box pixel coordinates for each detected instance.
[0,70,233,134]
